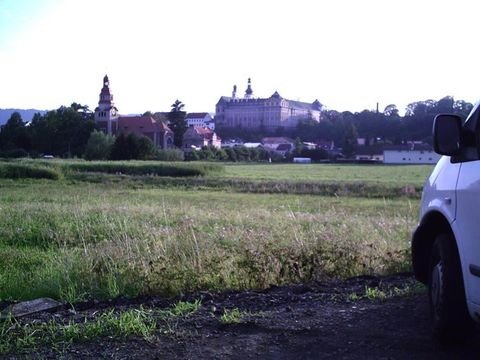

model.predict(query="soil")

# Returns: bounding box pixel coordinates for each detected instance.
[4,273,480,359]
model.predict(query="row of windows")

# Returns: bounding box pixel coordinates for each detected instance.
[401,157,434,161]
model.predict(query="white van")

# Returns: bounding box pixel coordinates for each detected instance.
[412,103,480,340]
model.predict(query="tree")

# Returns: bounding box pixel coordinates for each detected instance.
[383,104,399,117]
[294,137,303,155]
[168,99,187,147]
[28,103,95,156]
[0,112,30,151]
[109,133,130,160]
[225,147,237,162]
[137,135,155,160]
[84,130,114,160]
[109,132,155,160]
[341,120,358,158]
[453,100,473,117]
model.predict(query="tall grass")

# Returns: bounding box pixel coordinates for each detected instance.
[2,159,224,178]
[0,181,416,301]
[0,163,61,180]
[65,161,223,177]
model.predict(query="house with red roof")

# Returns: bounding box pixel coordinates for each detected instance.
[182,127,221,151]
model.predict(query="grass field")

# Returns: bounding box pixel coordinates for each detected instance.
[0,159,426,302]
[219,163,434,185]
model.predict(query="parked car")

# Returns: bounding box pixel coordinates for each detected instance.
[412,102,480,340]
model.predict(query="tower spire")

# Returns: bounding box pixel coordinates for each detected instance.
[245,78,253,99]
[94,74,119,135]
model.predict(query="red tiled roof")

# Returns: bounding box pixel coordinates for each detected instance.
[194,127,214,140]
[118,115,172,134]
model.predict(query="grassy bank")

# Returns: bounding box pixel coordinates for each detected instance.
[0,180,417,302]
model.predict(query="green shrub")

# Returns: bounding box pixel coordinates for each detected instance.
[0,163,62,180]
[84,130,114,160]
[154,149,184,161]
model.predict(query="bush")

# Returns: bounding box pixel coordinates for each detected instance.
[137,136,156,160]
[84,130,114,160]
[109,133,156,160]
[0,163,62,180]
[155,149,184,161]
[186,146,270,162]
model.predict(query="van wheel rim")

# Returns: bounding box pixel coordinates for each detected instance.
[431,262,443,313]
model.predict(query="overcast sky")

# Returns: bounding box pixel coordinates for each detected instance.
[0,0,478,115]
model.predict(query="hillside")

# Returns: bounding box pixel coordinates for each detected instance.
[0,108,47,125]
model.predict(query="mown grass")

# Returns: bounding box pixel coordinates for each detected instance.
[0,179,417,302]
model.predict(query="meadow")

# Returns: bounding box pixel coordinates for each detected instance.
[0,160,432,302]
[218,163,433,185]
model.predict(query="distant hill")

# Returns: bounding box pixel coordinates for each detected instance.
[0,109,47,126]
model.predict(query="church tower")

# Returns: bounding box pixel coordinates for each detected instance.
[244,78,253,99]
[94,75,119,135]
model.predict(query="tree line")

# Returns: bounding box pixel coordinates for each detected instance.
[0,96,474,160]
[0,101,186,160]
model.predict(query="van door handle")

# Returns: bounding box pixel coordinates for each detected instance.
[444,197,452,205]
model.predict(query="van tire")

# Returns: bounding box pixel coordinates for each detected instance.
[428,233,473,342]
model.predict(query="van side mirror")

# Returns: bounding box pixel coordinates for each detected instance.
[433,114,463,156]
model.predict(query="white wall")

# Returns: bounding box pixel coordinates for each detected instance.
[384,150,441,164]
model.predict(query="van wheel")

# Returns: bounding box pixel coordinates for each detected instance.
[429,234,472,341]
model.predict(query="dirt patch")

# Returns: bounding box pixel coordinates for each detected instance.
[3,274,480,359]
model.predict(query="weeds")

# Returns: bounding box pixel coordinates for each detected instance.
[0,308,157,355]
[0,299,204,355]
[170,300,202,317]
[220,308,247,324]
[348,281,426,302]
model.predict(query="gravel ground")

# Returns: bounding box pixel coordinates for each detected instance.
[3,274,480,359]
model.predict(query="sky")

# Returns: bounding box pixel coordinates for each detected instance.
[0,0,479,115]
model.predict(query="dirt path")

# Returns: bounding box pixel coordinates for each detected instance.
[4,274,480,359]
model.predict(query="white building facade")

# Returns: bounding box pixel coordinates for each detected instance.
[185,113,214,129]
[383,146,441,164]
[215,79,322,131]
